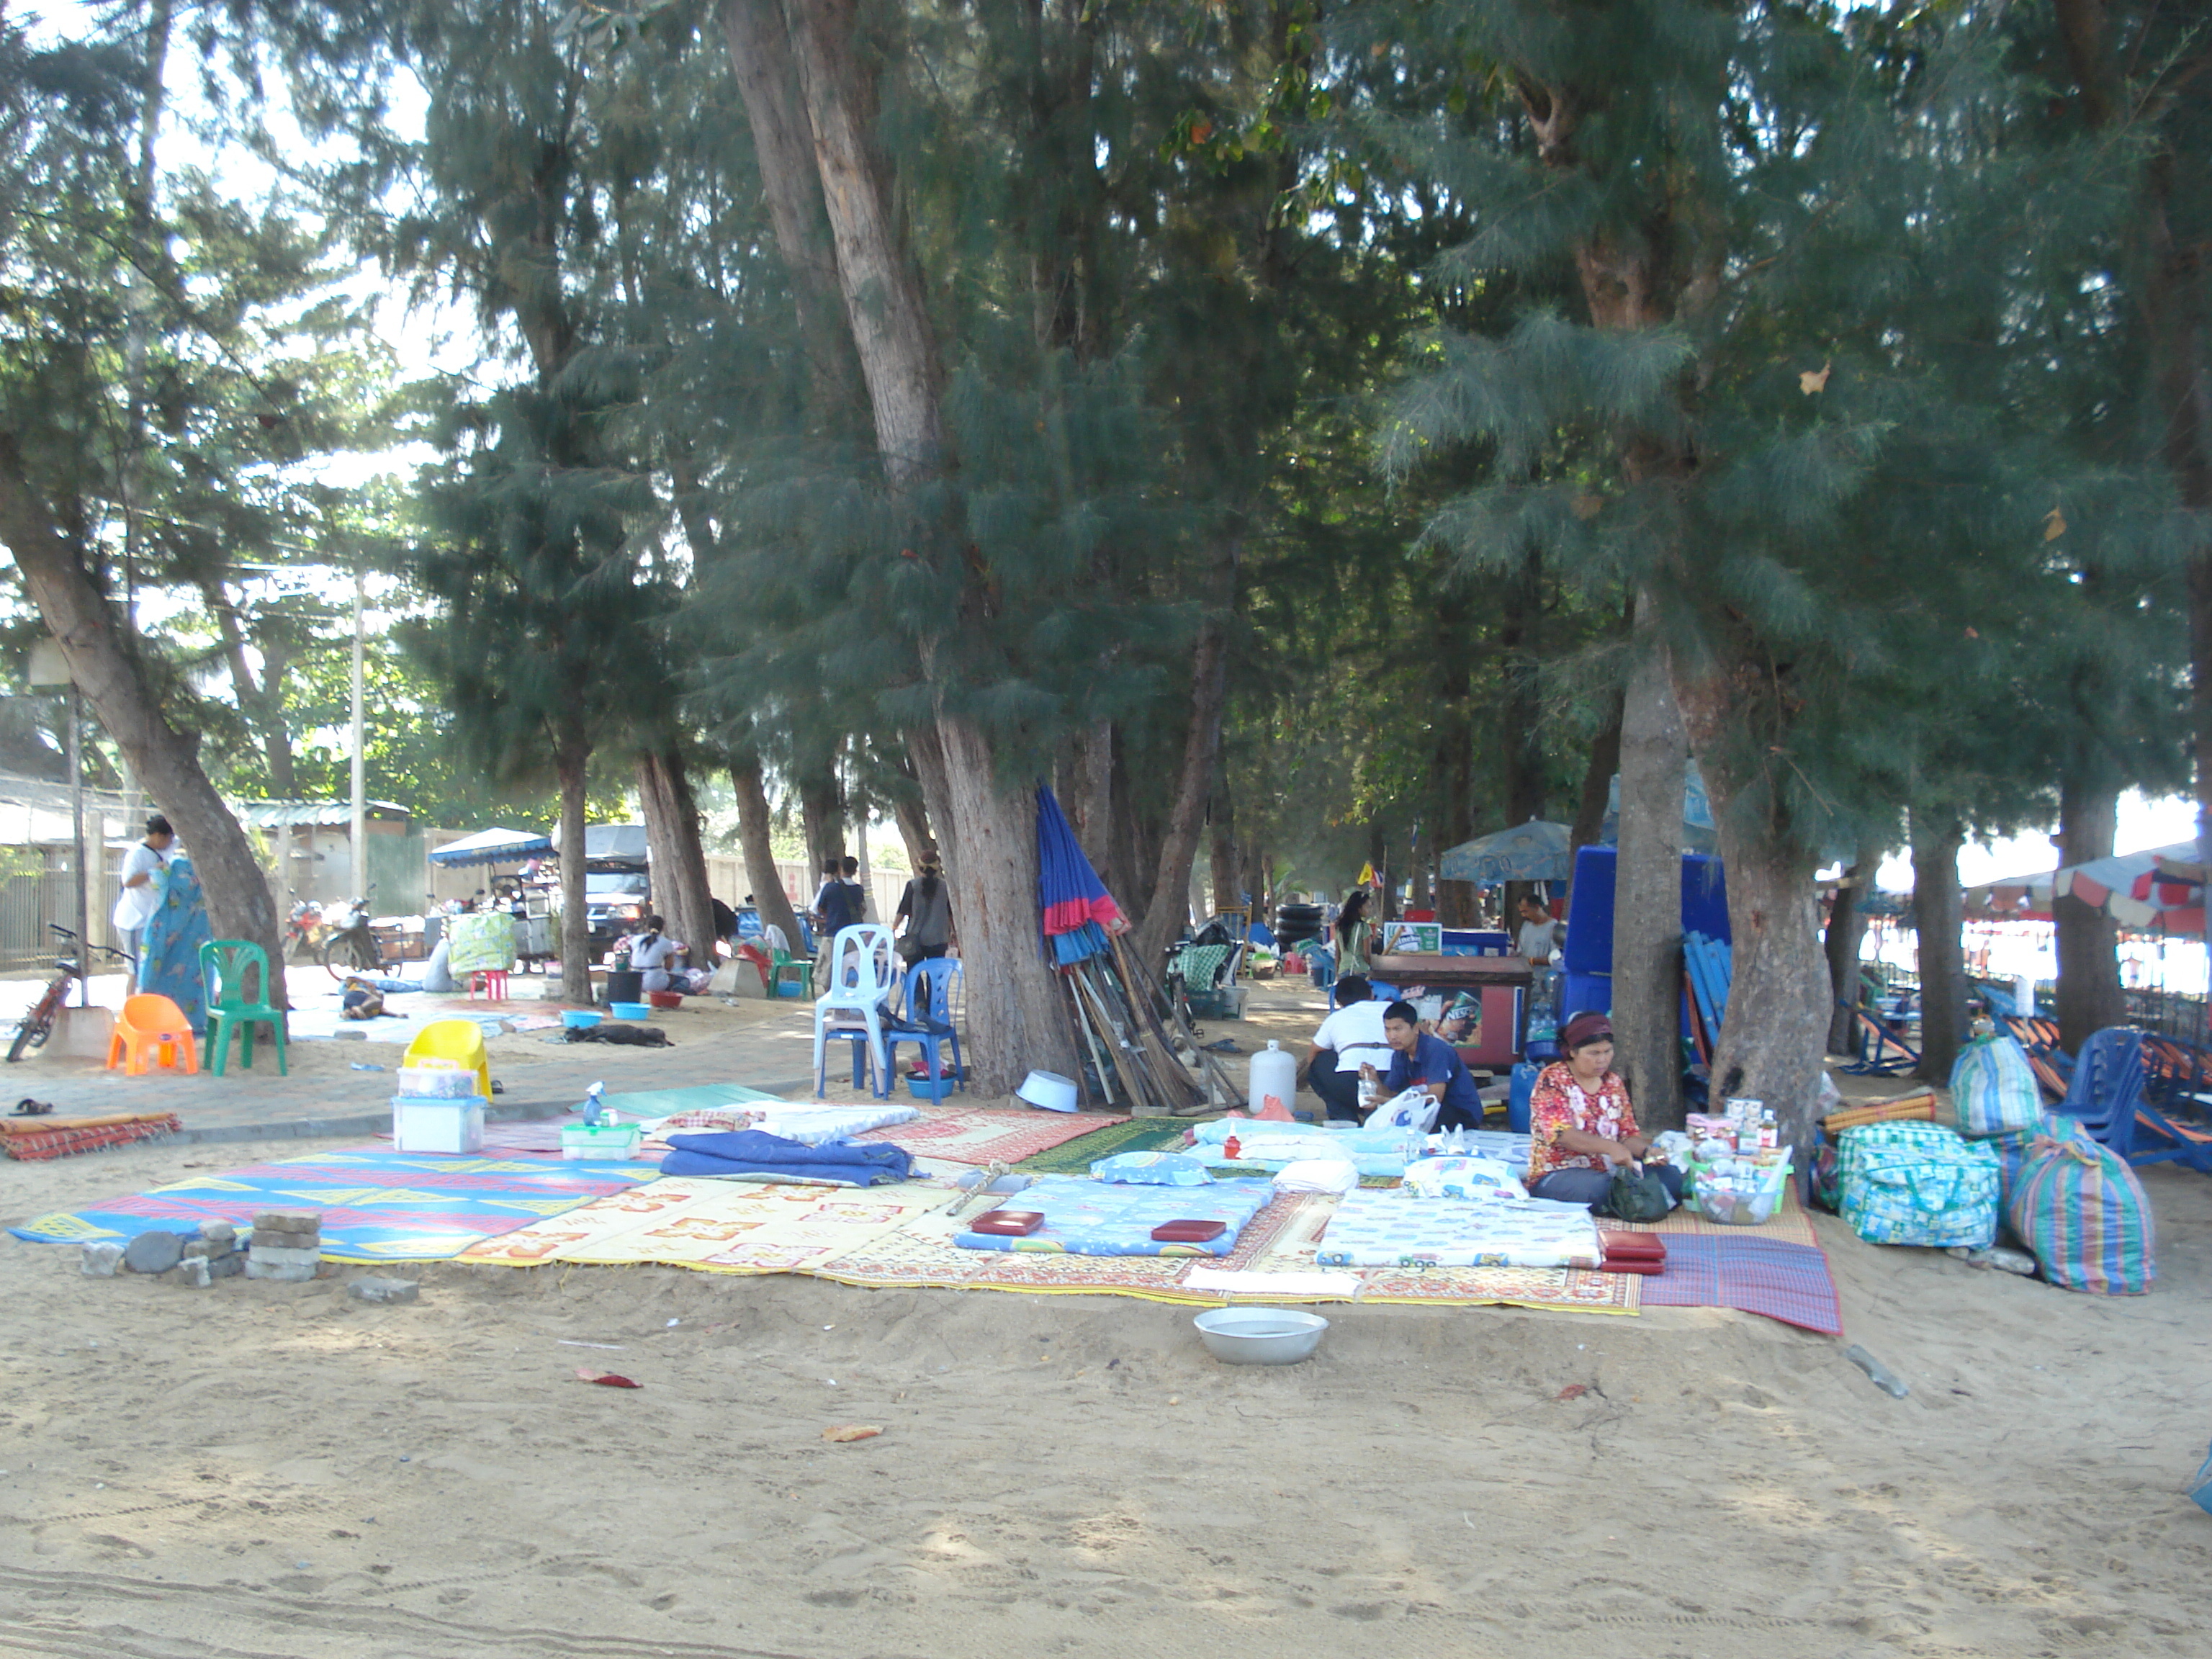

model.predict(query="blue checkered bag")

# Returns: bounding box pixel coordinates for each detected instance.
[1836,1121,2000,1249]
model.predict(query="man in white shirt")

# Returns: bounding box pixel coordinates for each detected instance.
[112,813,176,993]
[1303,976,1393,1122]
[1516,894,1563,966]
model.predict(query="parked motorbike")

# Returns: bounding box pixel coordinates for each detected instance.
[319,890,388,980]
[285,899,324,961]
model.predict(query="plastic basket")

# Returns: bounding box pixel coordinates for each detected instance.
[560,1124,643,1161]
[1684,1147,1793,1226]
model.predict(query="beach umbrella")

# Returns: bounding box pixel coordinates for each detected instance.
[2054,840,2205,932]
[428,826,553,868]
[1438,819,1572,884]
[1035,786,1125,965]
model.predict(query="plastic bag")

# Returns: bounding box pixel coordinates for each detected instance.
[1366,1088,1440,1133]
[2008,1134,2156,1295]
[1948,1035,2043,1137]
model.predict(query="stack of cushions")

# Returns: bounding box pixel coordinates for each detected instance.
[1598,1231,1667,1275]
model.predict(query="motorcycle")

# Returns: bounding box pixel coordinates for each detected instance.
[319,890,389,980]
[285,899,324,961]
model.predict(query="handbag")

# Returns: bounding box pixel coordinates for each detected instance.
[894,932,926,966]
[1597,1163,1673,1223]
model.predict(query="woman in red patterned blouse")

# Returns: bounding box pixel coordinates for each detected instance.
[1525,1012,1683,1210]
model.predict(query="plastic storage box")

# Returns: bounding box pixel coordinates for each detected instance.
[395,1067,484,1100]
[559,1123,643,1161]
[1684,1147,1793,1226]
[392,1095,486,1155]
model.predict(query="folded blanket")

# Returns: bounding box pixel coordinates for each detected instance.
[661,1130,914,1187]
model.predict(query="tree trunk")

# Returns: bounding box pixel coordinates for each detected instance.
[922,712,1078,1089]
[0,436,287,1007]
[731,750,805,949]
[889,759,933,870]
[1074,718,1114,887]
[1609,602,1686,1127]
[637,747,717,968]
[555,731,592,1005]
[1823,852,1874,1054]
[1911,811,1969,1086]
[1433,637,1476,927]
[1207,770,1239,915]
[1132,565,1233,967]
[799,761,845,880]
[1676,656,1831,1150]
[2054,777,2125,1053]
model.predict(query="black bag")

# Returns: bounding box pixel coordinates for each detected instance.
[894,932,926,967]
[1598,1164,1673,1223]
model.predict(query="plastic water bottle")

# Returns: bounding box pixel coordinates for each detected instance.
[583,1082,606,1127]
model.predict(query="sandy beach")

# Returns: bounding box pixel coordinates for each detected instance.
[0,983,2208,1658]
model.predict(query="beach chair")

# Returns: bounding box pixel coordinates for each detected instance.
[106,994,199,1076]
[812,924,897,1099]
[199,939,287,1076]
[2051,1026,2212,1172]
[2002,1016,2074,1101]
[402,1018,493,1101]
[2129,1033,2212,1174]
[884,957,964,1094]
[1838,1002,1920,1076]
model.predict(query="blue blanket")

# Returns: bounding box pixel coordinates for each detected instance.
[660,1129,915,1187]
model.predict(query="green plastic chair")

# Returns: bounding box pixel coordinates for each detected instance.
[769,946,813,1000]
[199,939,288,1076]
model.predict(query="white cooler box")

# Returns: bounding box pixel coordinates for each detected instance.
[392,1094,487,1155]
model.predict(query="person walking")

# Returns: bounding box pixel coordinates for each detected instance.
[111,813,176,994]
[894,855,955,964]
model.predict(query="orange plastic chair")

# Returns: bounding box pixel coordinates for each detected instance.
[107,994,199,1076]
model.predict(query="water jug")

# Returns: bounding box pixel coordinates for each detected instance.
[1247,1039,1298,1118]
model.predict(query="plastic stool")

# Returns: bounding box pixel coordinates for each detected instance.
[469,969,511,1000]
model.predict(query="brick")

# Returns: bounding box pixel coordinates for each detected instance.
[252,1211,321,1235]
[244,1259,315,1282]
[80,1241,124,1277]
[173,1258,212,1289]
[207,1251,244,1280]
[347,1277,420,1305]
[250,1230,320,1252]
[197,1222,237,1246]
[248,1243,322,1268]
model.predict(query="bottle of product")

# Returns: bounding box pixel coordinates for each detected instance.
[1758,1107,1778,1151]
[1222,1133,1241,1161]
[583,1081,606,1126]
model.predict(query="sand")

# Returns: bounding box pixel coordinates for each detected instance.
[1,1103,2208,1659]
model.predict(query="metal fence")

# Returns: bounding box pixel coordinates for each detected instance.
[0,847,126,976]
[2124,987,2208,1042]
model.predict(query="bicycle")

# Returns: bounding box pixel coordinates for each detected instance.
[8,924,135,1064]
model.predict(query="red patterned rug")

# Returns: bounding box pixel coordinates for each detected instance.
[856,1107,1126,1166]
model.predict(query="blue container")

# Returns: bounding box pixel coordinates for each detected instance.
[906,1073,960,1103]
[1509,1061,1541,1134]
[1560,970,1612,1021]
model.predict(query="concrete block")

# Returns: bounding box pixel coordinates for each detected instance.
[207,1251,244,1280]
[197,1222,237,1247]
[174,1257,212,1289]
[253,1211,322,1235]
[122,1231,185,1274]
[248,1243,322,1268]
[80,1241,124,1277]
[244,1259,315,1282]
[348,1277,420,1305]
[47,1004,115,1062]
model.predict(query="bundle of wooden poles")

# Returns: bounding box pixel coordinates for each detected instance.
[1055,935,1222,1115]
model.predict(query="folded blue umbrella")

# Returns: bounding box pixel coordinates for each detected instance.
[660,1129,915,1187]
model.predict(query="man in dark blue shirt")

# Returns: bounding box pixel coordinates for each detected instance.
[1359,999,1484,1132]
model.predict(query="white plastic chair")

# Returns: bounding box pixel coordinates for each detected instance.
[811,924,898,1098]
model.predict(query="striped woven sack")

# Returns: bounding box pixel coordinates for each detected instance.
[1836,1120,2000,1249]
[2008,1135,2155,1295]
[1985,1114,2095,1215]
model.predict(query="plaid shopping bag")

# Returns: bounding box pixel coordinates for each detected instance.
[1836,1120,2000,1249]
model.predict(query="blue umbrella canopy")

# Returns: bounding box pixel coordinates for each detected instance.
[1437,819,1573,884]
[428,827,553,868]
[1036,786,1124,965]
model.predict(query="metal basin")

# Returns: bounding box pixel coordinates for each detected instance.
[1193,1307,1329,1366]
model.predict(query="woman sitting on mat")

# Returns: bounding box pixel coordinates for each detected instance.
[1525,1011,1682,1210]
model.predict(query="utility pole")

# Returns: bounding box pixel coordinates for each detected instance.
[350,567,367,903]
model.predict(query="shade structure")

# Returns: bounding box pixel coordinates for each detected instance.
[2054,840,2206,932]
[1599,762,1718,854]
[1962,870,2054,922]
[1036,786,1123,964]
[428,827,552,868]
[1438,819,1572,885]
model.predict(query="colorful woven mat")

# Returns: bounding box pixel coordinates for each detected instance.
[856,1105,1125,1166]
[1639,1233,1844,1335]
[1015,1117,1196,1173]
[0,1112,181,1161]
[7,1146,658,1262]
[457,1176,961,1274]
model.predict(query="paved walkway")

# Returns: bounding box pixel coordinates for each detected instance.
[0,968,827,1144]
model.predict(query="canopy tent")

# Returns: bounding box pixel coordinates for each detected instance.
[1962,869,2054,922]
[428,827,552,868]
[549,822,650,863]
[1438,819,1573,884]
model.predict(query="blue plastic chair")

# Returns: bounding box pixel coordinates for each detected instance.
[2065,1026,2212,1173]
[811,924,897,1099]
[884,958,963,1096]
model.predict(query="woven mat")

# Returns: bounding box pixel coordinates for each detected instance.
[1639,1232,1843,1335]
[1015,1118,1197,1174]
[8,1146,658,1262]
[804,1188,1637,1315]
[0,1113,181,1161]
[1611,1182,1819,1246]
[457,1177,961,1274]
[856,1107,1125,1167]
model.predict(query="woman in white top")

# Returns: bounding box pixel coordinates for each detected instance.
[627,916,684,993]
